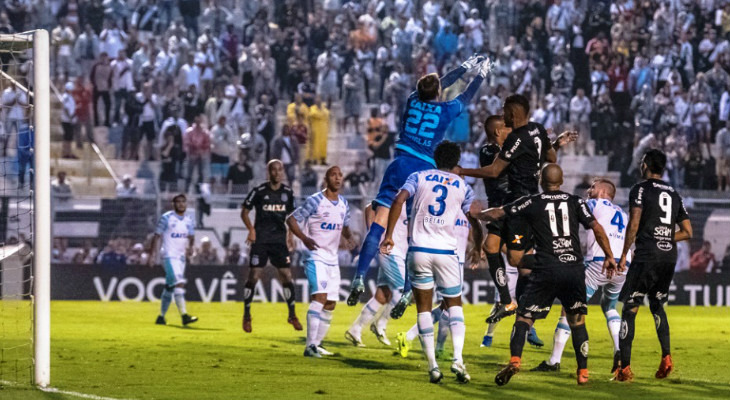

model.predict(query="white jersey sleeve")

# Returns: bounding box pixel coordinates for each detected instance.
[405,170,474,252]
[388,205,409,261]
[585,198,631,263]
[291,191,349,265]
[156,211,194,260]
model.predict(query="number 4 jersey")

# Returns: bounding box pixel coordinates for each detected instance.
[585,198,631,264]
[505,191,595,267]
[628,178,689,263]
[401,169,475,253]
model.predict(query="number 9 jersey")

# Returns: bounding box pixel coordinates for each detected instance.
[401,169,474,252]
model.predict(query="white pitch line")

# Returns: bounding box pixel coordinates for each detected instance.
[1,380,135,400]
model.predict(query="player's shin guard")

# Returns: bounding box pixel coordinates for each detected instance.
[243,281,255,318]
[173,287,187,315]
[283,281,297,317]
[650,301,671,357]
[510,320,530,359]
[418,312,438,370]
[619,308,637,367]
[160,287,173,317]
[355,223,385,277]
[487,253,511,302]
[605,309,621,353]
[307,302,324,346]
[570,323,589,370]
[549,316,571,366]
[448,306,466,364]
[316,309,333,345]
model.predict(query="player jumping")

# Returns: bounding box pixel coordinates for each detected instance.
[150,194,198,326]
[347,55,490,306]
[286,166,353,358]
[345,204,407,347]
[380,141,481,384]
[476,164,617,386]
[241,160,302,333]
[457,96,577,324]
[614,149,693,382]
[532,178,629,373]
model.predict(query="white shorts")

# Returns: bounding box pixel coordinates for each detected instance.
[376,253,406,291]
[407,249,462,298]
[494,264,519,303]
[163,257,187,287]
[585,259,626,309]
[305,259,340,301]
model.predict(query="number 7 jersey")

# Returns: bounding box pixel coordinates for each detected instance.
[401,169,475,252]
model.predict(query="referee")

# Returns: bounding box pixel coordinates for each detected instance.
[241,159,302,333]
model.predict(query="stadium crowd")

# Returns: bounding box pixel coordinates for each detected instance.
[2,0,729,194]
[3,0,727,267]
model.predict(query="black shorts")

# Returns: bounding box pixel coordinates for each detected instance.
[249,242,291,268]
[140,121,156,142]
[619,261,674,307]
[62,122,75,141]
[517,265,587,320]
[485,219,503,237]
[502,214,532,251]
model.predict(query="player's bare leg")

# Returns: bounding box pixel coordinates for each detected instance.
[277,268,302,330]
[242,268,263,332]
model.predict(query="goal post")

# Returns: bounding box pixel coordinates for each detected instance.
[32,29,51,389]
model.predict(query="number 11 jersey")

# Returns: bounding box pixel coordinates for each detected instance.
[401,169,474,253]
[505,191,595,268]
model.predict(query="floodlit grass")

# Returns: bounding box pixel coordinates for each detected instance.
[2,302,729,399]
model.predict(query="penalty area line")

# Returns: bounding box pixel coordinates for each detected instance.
[1,380,135,400]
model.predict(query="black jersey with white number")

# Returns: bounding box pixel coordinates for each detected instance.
[504,191,595,268]
[242,182,295,244]
[628,179,689,263]
[479,142,509,207]
[498,122,551,202]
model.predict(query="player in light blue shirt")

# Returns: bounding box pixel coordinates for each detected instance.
[348,55,491,305]
[150,194,198,326]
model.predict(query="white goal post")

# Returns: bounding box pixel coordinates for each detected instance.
[1,29,52,388]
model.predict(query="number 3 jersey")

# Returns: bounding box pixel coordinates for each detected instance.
[505,191,595,267]
[401,169,474,252]
[585,198,631,263]
[628,178,689,263]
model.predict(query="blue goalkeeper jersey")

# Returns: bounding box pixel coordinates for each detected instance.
[395,65,483,166]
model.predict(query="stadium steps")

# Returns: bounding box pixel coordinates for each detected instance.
[558,154,618,193]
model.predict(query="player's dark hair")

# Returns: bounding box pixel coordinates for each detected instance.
[504,94,530,114]
[642,149,667,174]
[417,73,440,101]
[485,115,502,141]
[172,193,186,202]
[434,140,461,170]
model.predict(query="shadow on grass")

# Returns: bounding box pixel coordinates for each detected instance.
[164,324,224,331]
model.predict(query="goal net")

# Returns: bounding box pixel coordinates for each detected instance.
[0,31,50,388]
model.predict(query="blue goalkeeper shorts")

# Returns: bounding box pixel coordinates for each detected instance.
[373,150,434,209]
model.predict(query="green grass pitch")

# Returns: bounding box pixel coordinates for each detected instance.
[2,302,729,399]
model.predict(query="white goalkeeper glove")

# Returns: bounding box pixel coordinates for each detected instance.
[461,54,485,70]
[477,58,493,78]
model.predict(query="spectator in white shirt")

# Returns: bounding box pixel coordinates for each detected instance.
[210,115,234,193]
[1,84,29,157]
[52,17,76,77]
[135,82,159,161]
[99,19,128,62]
[177,52,201,93]
[61,82,78,159]
[110,50,134,124]
[116,174,138,198]
[569,88,592,156]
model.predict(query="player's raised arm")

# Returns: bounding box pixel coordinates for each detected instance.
[380,189,410,255]
[458,157,509,179]
[439,54,484,89]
